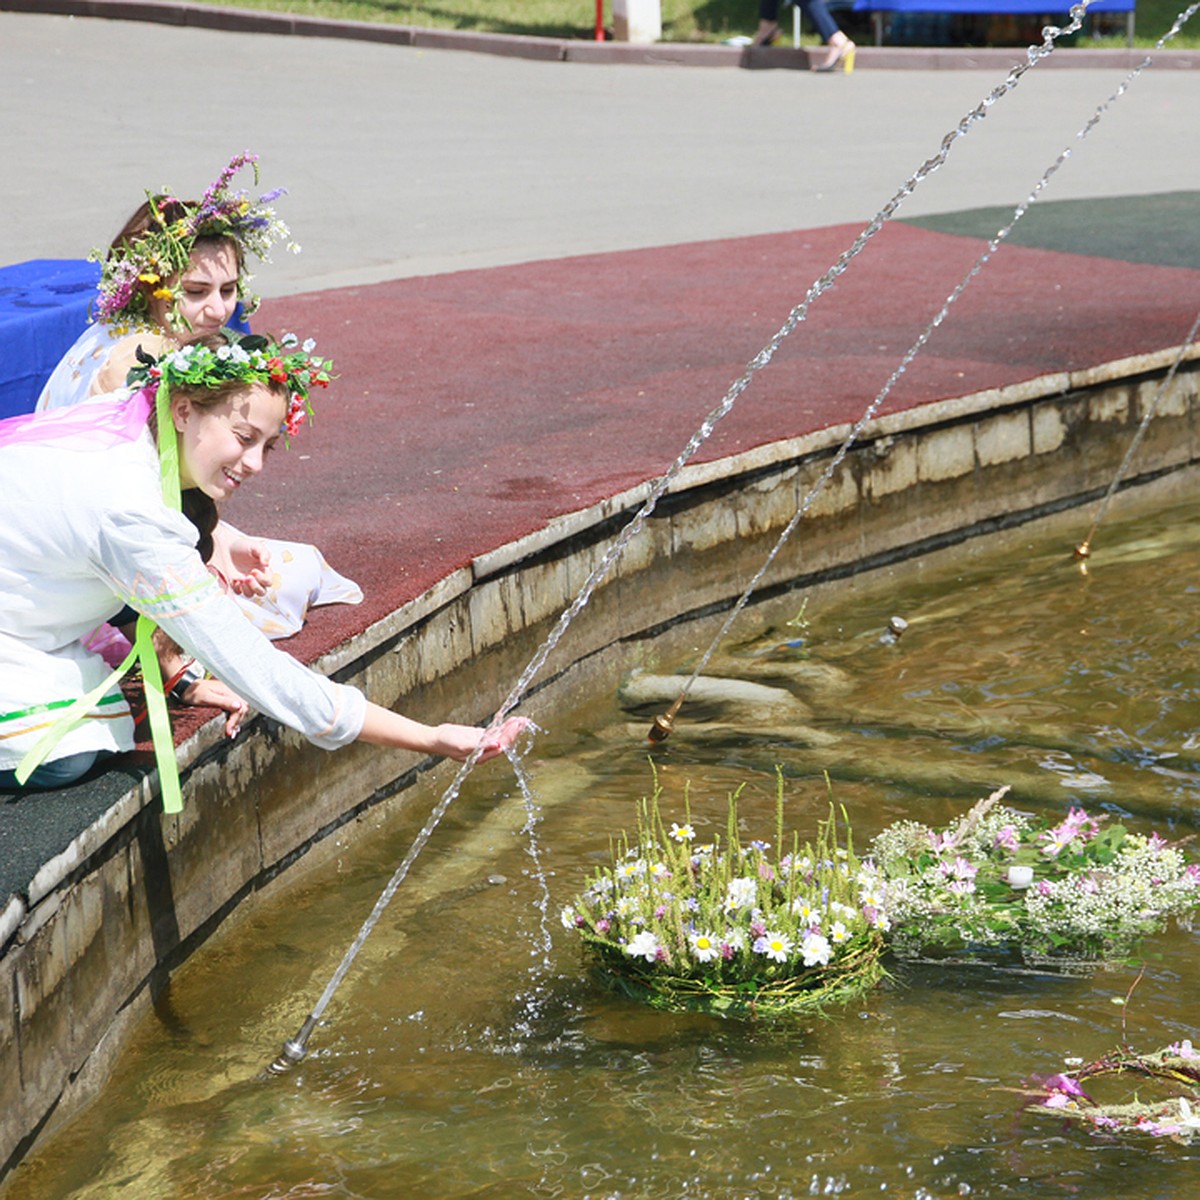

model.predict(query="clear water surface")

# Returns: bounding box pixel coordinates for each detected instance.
[5,491,1200,1199]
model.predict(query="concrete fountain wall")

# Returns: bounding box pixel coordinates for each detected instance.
[2,348,1198,1174]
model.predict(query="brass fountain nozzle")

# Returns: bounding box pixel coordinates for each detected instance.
[648,692,686,743]
[267,1038,308,1076]
[1073,542,1091,560]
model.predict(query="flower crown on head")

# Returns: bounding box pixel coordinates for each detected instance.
[91,151,299,334]
[125,333,334,438]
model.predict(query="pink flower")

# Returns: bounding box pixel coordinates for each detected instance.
[994,825,1021,852]
[1040,1073,1091,1110]
[1063,806,1101,840]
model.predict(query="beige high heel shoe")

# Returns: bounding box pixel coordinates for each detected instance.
[814,40,856,73]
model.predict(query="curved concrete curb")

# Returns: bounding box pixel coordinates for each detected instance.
[3,0,1199,69]
[2,346,1198,1175]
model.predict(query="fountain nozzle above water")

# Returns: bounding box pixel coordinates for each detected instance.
[648,692,686,743]
[267,1037,309,1076]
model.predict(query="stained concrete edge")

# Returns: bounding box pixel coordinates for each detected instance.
[7,343,1195,922]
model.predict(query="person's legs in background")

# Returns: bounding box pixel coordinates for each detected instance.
[754,0,856,71]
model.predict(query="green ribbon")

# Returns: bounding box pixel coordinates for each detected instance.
[16,402,186,812]
[14,643,138,784]
[14,616,183,813]
[155,375,182,509]
[134,614,182,814]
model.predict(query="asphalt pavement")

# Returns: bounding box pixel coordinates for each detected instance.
[1,8,1198,291]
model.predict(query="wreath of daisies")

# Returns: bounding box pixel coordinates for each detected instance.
[564,777,1200,1018]
[562,772,889,1017]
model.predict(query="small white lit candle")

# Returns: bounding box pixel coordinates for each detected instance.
[1007,865,1034,889]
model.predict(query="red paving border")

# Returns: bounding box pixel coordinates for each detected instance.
[228,222,1200,673]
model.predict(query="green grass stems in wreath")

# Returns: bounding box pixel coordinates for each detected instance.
[562,771,889,1018]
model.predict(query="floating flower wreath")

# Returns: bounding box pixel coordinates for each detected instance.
[92,151,298,334]
[562,772,889,1018]
[867,788,1200,967]
[1033,1041,1200,1142]
[125,333,334,438]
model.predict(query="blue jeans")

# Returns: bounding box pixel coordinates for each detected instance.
[759,0,841,43]
[0,751,100,791]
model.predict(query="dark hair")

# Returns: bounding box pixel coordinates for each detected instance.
[181,488,218,563]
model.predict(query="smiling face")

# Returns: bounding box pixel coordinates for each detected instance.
[173,383,287,501]
[150,238,240,337]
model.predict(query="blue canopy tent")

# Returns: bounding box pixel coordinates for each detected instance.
[850,0,1136,47]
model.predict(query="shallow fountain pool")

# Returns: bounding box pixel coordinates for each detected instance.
[5,489,1200,1199]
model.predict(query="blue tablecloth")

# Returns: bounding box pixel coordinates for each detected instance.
[0,260,253,420]
[0,259,99,419]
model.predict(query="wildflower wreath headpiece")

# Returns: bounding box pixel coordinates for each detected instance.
[127,332,334,437]
[91,151,298,333]
[125,332,334,516]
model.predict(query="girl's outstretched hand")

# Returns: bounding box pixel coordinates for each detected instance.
[433,716,530,763]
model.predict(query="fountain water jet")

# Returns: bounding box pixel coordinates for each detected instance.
[270,3,1200,1069]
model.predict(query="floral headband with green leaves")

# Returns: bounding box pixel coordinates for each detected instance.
[126,333,334,438]
[92,151,298,334]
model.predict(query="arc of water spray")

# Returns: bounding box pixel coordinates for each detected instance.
[1074,307,1200,571]
[268,3,1136,1073]
[486,2,1101,746]
[651,4,1200,739]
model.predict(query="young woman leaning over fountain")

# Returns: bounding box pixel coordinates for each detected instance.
[0,332,525,796]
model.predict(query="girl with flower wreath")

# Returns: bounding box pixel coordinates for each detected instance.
[0,332,526,798]
[36,152,364,647]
